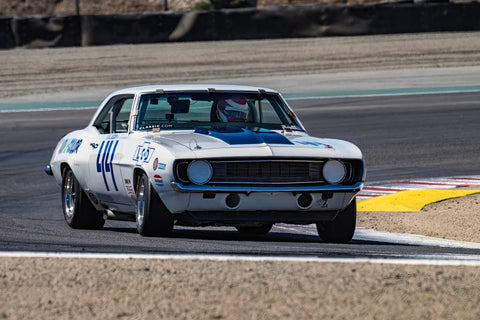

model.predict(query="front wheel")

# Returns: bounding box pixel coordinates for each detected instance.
[316,198,356,243]
[62,168,105,229]
[135,171,174,237]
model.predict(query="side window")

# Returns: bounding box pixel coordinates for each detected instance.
[95,95,134,134]
[99,109,113,133]
[115,98,133,133]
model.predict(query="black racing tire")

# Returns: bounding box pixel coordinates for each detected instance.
[316,198,356,243]
[235,223,273,235]
[135,171,174,237]
[61,167,105,230]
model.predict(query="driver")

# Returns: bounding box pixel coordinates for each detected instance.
[216,97,248,122]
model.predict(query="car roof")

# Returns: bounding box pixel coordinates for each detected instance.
[111,84,279,96]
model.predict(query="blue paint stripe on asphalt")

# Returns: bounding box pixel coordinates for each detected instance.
[1,85,480,112]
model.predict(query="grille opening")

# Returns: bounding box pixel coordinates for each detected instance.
[211,160,324,184]
[176,162,189,183]
[174,159,362,186]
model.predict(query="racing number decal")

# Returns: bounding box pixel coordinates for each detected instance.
[133,142,155,166]
[96,140,119,192]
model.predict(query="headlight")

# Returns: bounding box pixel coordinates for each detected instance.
[322,160,346,184]
[187,160,213,185]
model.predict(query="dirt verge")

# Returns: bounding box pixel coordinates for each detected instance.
[1,257,480,320]
[358,192,480,243]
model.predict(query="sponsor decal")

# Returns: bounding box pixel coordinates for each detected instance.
[295,141,332,148]
[125,186,136,200]
[124,178,135,199]
[133,142,155,166]
[319,199,328,208]
[153,158,166,170]
[139,124,173,130]
[318,195,330,208]
[58,138,83,154]
[96,139,119,192]
[153,174,164,187]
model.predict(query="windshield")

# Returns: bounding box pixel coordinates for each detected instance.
[135,92,302,131]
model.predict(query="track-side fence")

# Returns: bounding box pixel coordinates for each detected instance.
[1,1,479,49]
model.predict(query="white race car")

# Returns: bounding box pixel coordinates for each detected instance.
[46,85,365,243]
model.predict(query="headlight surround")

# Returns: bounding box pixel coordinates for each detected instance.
[322,160,346,184]
[187,160,213,185]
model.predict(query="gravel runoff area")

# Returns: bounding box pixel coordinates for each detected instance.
[1,258,480,320]
[359,192,480,243]
[1,32,480,319]
[1,32,480,99]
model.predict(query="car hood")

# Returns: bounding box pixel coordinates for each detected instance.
[144,126,363,160]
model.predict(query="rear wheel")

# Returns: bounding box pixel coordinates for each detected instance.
[62,168,105,229]
[316,198,356,243]
[236,224,273,235]
[136,171,174,237]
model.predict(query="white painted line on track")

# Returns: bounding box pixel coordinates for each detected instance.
[274,225,480,250]
[353,229,480,250]
[1,251,480,266]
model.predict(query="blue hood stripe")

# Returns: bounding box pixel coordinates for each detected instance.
[194,127,293,145]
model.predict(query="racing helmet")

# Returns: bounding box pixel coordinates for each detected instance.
[217,97,248,122]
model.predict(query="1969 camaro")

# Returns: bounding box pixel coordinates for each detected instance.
[46,84,365,243]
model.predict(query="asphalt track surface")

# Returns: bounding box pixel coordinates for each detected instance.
[1,92,480,258]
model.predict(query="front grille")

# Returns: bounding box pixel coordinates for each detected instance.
[175,158,362,186]
[211,160,324,184]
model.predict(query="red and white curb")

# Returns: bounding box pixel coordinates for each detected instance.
[275,175,480,250]
[357,175,480,200]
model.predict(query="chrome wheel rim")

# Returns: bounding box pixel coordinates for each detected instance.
[136,177,146,227]
[63,171,75,220]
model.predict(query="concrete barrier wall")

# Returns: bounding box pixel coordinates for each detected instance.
[81,12,183,46]
[8,15,81,48]
[0,17,15,49]
[1,2,480,49]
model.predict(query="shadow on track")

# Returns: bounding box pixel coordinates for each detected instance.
[101,225,409,247]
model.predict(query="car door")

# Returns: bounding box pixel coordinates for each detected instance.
[86,94,135,208]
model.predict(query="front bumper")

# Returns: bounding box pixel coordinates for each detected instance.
[177,209,340,225]
[161,182,361,216]
[170,181,363,193]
